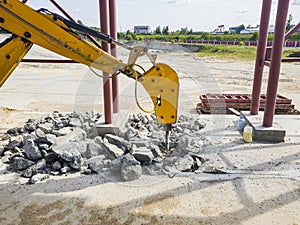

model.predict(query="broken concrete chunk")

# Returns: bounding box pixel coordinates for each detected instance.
[170,135,195,157]
[52,142,83,170]
[35,128,46,139]
[86,141,103,159]
[38,122,54,134]
[43,152,58,164]
[53,127,73,137]
[104,134,132,152]
[130,140,148,148]
[149,145,163,158]
[6,135,24,150]
[45,134,57,145]
[121,161,142,181]
[60,166,71,174]
[87,155,106,173]
[24,122,36,133]
[101,142,124,160]
[0,146,4,157]
[103,159,112,168]
[56,127,87,145]
[13,157,35,171]
[125,127,137,140]
[163,156,179,166]
[35,158,47,171]
[34,133,56,147]
[133,147,154,163]
[70,156,83,171]
[174,155,194,172]
[7,128,18,135]
[194,119,206,129]
[23,133,37,142]
[69,118,82,127]
[30,174,50,184]
[77,141,88,158]
[52,161,62,171]
[143,165,158,176]
[21,165,37,178]
[52,142,82,163]
[24,139,43,161]
[38,143,49,151]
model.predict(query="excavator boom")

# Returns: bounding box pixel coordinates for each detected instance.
[0,0,179,127]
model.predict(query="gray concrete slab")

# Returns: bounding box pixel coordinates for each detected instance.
[96,110,130,136]
[242,111,286,142]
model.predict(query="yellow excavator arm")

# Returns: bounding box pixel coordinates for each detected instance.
[0,0,179,127]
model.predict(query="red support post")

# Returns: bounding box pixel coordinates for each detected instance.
[109,0,119,113]
[285,22,300,40]
[263,0,290,127]
[100,0,113,124]
[250,0,272,115]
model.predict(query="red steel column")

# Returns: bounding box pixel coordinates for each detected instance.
[250,0,272,115]
[263,0,290,127]
[285,22,300,40]
[100,0,113,124]
[109,0,119,113]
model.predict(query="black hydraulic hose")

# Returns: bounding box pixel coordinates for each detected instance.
[52,13,132,50]
[61,18,113,44]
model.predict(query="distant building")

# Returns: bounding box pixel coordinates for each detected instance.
[240,25,276,34]
[240,25,260,34]
[229,27,237,33]
[210,25,225,34]
[268,25,275,33]
[134,25,150,34]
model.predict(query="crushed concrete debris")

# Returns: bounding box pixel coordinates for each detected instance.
[0,112,214,183]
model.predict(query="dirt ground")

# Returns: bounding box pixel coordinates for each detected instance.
[0,34,300,224]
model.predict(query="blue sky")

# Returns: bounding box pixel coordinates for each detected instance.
[26,0,300,32]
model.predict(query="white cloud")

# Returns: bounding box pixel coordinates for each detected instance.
[236,8,248,13]
[292,0,300,5]
[165,0,191,4]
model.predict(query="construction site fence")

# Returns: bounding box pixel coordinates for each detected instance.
[144,39,300,48]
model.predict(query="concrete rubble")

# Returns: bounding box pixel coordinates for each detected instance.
[0,111,214,183]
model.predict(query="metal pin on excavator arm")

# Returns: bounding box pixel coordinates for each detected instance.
[0,0,179,149]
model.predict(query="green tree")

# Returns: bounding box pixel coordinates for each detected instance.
[236,24,245,34]
[136,36,144,41]
[117,32,126,39]
[286,14,294,32]
[126,30,131,35]
[268,33,274,41]
[250,31,259,41]
[162,26,169,35]
[180,27,188,35]
[77,19,83,25]
[154,26,162,35]
[127,34,133,41]
[201,32,210,40]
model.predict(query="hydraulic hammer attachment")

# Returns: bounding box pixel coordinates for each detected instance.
[138,63,179,125]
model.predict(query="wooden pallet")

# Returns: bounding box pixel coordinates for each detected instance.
[197,94,298,114]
